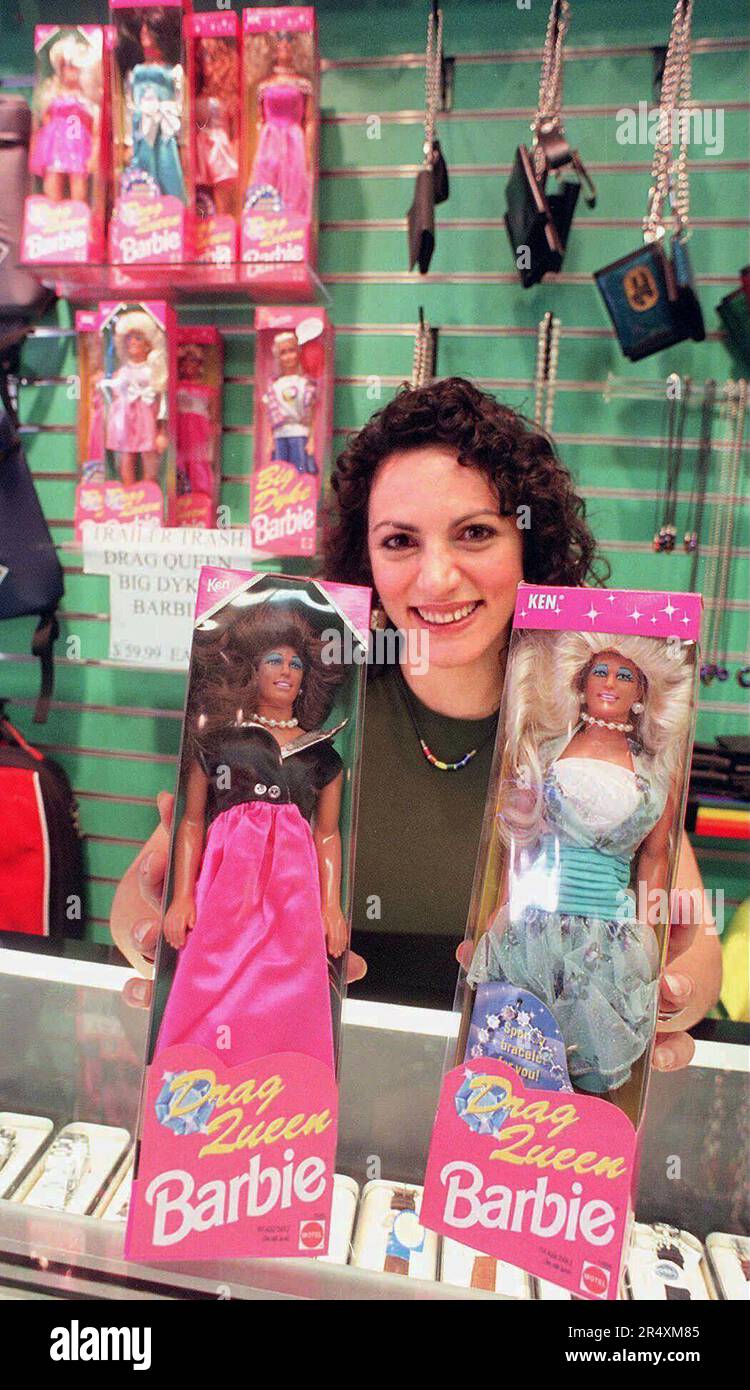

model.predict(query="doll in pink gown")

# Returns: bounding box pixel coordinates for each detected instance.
[246,35,313,218]
[30,33,100,203]
[156,603,350,1072]
[103,310,168,487]
[176,343,217,497]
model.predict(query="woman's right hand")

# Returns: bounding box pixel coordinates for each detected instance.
[163,894,196,950]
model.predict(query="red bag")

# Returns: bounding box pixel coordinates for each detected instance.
[0,709,84,937]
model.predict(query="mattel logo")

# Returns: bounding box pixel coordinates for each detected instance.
[299,1219,326,1252]
[580,1260,611,1298]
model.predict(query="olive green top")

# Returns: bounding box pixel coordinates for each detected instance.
[351,666,499,941]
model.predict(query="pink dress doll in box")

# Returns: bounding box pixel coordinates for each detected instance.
[156,602,350,1071]
[103,310,168,487]
[30,33,100,204]
[176,343,218,498]
[246,33,314,219]
[194,37,239,217]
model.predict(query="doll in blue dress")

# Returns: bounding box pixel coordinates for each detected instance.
[468,630,694,1095]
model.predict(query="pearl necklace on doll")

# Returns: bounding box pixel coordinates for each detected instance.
[251,713,299,729]
[580,710,634,734]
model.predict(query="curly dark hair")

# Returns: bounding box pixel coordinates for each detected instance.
[323,377,608,597]
[187,602,345,759]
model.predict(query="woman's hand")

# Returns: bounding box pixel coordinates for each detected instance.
[163,894,196,950]
[110,791,173,1010]
[652,861,722,1072]
[324,906,349,959]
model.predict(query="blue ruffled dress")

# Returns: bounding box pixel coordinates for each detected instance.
[468,732,668,1093]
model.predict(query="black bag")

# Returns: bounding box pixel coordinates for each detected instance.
[407,7,450,274]
[0,400,64,722]
[594,0,704,361]
[505,2,595,288]
[0,707,84,938]
[0,96,52,329]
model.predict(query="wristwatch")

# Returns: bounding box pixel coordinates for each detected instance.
[0,1128,16,1173]
[34,1132,90,1211]
[470,1254,498,1291]
[656,1238,691,1301]
[383,1188,424,1276]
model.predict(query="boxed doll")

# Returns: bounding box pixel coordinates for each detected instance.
[421,585,701,1300]
[109,1,192,267]
[249,306,334,558]
[22,26,108,265]
[74,300,177,536]
[186,9,241,266]
[174,326,223,527]
[125,568,370,1262]
[240,7,319,271]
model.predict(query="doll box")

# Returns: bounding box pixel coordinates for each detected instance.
[21,26,109,265]
[108,2,193,267]
[421,585,702,1300]
[125,568,370,1263]
[74,299,178,537]
[175,325,223,528]
[186,10,241,266]
[250,306,334,558]
[240,8,319,271]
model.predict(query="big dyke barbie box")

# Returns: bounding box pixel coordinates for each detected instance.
[421,586,702,1299]
[125,567,369,1262]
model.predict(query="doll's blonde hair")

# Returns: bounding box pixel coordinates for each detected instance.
[500,628,695,845]
[114,310,167,393]
[39,32,100,114]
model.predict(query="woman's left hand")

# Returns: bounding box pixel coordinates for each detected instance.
[652,842,723,1073]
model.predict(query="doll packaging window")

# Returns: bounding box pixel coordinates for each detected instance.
[421,585,701,1301]
[125,568,370,1263]
[109,1,193,269]
[22,25,109,266]
[74,300,177,537]
[186,10,241,266]
[175,326,223,528]
[240,7,319,272]
[250,307,334,558]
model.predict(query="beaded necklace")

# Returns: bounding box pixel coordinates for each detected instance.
[396,668,498,771]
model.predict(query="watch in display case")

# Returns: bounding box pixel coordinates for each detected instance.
[33,1132,90,1212]
[383,1188,421,1276]
[0,1128,16,1173]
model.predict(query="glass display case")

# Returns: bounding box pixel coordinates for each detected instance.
[0,944,747,1300]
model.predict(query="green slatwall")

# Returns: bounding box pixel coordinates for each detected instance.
[0,0,748,940]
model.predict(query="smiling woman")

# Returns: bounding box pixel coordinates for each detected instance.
[322,377,607,1005]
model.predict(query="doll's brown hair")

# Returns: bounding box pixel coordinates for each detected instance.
[187,600,345,758]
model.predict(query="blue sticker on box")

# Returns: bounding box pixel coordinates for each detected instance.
[467,983,573,1091]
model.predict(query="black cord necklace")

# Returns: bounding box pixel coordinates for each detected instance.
[396,667,498,771]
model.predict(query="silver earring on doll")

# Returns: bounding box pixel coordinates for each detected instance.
[631,701,645,714]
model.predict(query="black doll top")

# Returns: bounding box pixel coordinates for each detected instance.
[196,722,343,826]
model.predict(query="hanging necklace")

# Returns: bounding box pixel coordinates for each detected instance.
[396,667,498,771]
[654,375,690,551]
[685,378,716,581]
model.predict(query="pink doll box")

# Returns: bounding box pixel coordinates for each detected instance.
[108,1,194,269]
[125,567,370,1263]
[186,11,241,267]
[174,325,223,528]
[421,586,702,1301]
[74,299,178,538]
[22,26,108,265]
[240,8,319,272]
[250,305,334,558]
